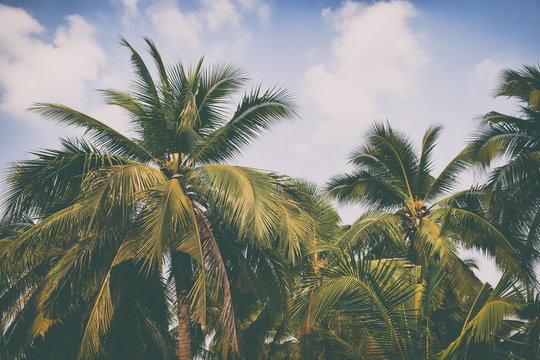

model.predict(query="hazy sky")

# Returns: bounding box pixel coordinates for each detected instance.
[0,0,539,283]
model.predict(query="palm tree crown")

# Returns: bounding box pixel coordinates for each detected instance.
[327,122,525,283]
[0,37,312,360]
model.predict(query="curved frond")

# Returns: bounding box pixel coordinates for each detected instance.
[28,104,155,163]
[440,274,524,359]
[193,87,297,163]
[189,165,281,246]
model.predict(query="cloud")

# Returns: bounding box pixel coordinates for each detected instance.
[305,0,428,144]
[147,0,203,50]
[257,4,271,25]
[120,0,139,17]
[236,0,272,25]
[0,5,106,119]
[203,0,241,31]
[115,0,140,26]
[146,0,271,55]
[469,58,507,96]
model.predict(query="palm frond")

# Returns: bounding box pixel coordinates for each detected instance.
[415,125,442,199]
[189,165,280,246]
[28,104,155,163]
[193,86,297,163]
[439,274,524,359]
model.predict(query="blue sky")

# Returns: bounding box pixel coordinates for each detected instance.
[0,0,539,283]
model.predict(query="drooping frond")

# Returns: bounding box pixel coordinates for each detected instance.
[294,256,417,360]
[77,238,137,359]
[28,104,155,163]
[194,207,238,353]
[433,191,526,279]
[326,170,406,210]
[189,165,281,246]
[2,137,133,220]
[334,212,403,256]
[439,274,524,359]
[136,179,201,273]
[495,64,540,105]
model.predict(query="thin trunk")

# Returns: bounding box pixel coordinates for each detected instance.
[172,252,193,360]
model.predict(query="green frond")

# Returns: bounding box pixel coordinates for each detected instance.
[195,63,248,132]
[77,239,131,359]
[415,125,443,199]
[423,146,471,202]
[326,170,406,210]
[352,122,419,204]
[98,89,146,118]
[195,208,238,353]
[335,212,403,255]
[143,36,170,91]
[189,165,280,246]
[193,86,298,163]
[136,179,201,273]
[440,274,524,359]
[2,137,133,220]
[295,256,416,360]
[119,36,161,110]
[28,103,155,163]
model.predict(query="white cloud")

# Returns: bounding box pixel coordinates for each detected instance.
[120,0,139,17]
[147,0,203,50]
[116,0,140,26]
[146,0,271,56]
[0,5,106,119]
[236,0,271,25]
[257,4,271,25]
[469,58,506,96]
[202,0,241,31]
[305,0,428,144]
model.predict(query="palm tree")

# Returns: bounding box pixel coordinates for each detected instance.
[1,139,175,359]
[469,64,540,280]
[0,37,311,359]
[438,273,525,359]
[204,181,340,360]
[326,122,525,281]
[293,248,525,360]
[292,253,419,360]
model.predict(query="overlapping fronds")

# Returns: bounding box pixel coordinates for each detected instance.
[439,274,524,359]
[293,256,417,360]
[2,137,133,220]
[189,165,281,244]
[334,212,403,255]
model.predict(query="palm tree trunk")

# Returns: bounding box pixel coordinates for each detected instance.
[172,252,192,360]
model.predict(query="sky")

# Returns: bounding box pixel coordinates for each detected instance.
[0,0,539,284]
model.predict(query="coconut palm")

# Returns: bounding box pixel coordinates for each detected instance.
[200,181,340,360]
[292,253,419,360]
[326,122,526,282]
[293,244,526,360]
[469,64,540,280]
[1,139,176,359]
[439,273,525,359]
[0,37,311,359]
